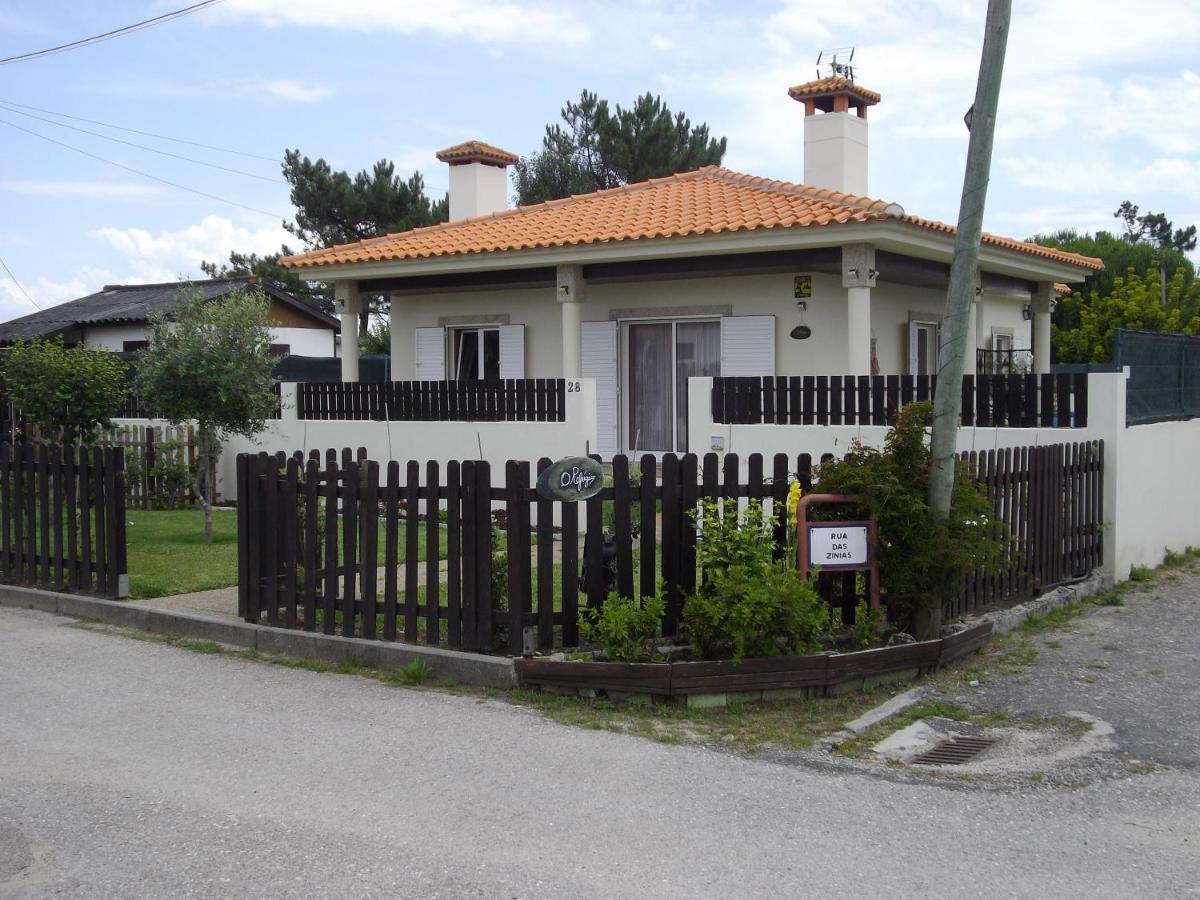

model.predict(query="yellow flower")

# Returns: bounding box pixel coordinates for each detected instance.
[786,479,803,521]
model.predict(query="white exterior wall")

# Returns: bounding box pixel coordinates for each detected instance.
[977,294,1033,358]
[82,323,335,356]
[82,324,149,351]
[388,272,1021,380]
[271,326,336,357]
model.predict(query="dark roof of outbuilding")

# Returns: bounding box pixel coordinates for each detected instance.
[0,276,338,343]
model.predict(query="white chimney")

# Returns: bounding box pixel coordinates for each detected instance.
[788,76,879,196]
[436,140,518,220]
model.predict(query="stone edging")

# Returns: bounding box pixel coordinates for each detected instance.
[0,585,516,690]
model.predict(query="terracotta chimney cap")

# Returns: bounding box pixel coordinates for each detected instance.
[435,140,519,167]
[788,76,881,111]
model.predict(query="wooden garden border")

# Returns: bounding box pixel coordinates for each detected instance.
[513,621,993,697]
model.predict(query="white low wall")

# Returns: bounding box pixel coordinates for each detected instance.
[1111,416,1200,576]
[688,374,1132,581]
[113,379,598,500]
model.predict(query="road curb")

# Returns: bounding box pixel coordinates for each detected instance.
[0,584,516,689]
[980,571,1111,634]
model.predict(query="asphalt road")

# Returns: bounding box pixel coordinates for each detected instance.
[2,604,1198,899]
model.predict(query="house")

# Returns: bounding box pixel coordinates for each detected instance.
[280,76,1103,456]
[0,276,340,357]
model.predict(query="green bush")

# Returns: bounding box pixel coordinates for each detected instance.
[842,599,887,651]
[148,438,194,509]
[579,591,665,662]
[681,499,831,664]
[814,402,1003,639]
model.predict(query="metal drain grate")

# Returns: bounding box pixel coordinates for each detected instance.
[910,735,998,766]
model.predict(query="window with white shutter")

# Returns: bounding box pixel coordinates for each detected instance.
[499,324,525,379]
[414,326,446,380]
[582,320,618,458]
[719,315,775,377]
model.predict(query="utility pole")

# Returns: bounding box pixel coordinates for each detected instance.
[927,0,1012,516]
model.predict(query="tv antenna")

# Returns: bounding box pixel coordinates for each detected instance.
[816,47,856,82]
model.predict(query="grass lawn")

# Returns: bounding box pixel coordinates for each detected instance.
[126,509,240,599]
[125,508,448,600]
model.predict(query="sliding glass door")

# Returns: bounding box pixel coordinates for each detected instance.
[625,319,720,454]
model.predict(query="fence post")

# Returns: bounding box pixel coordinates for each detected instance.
[112,447,128,598]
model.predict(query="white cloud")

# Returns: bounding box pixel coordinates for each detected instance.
[0,179,163,200]
[102,77,334,103]
[220,0,590,46]
[0,266,116,322]
[89,215,292,283]
[240,78,333,103]
[0,214,294,322]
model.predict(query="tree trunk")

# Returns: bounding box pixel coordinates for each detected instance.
[194,428,214,543]
[1160,259,1169,309]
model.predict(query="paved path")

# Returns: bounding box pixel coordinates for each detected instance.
[947,567,1200,770]
[2,604,1198,898]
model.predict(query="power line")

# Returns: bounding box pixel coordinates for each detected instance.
[0,102,283,183]
[0,1,225,66]
[0,117,287,221]
[0,256,43,310]
[0,98,278,162]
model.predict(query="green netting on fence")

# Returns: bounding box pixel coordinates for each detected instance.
[1116,329,1200,425]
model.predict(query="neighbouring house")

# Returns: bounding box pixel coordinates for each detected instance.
[0,276,340,357]
[281,75,1103,457]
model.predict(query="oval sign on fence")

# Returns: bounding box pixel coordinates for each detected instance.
[536,456,605,502]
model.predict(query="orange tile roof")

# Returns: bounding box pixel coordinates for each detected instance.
[280,166,1103,272]
[435,140,518,167]
[788,76,881,106]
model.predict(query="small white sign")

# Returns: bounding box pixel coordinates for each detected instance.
[808,525,869,568]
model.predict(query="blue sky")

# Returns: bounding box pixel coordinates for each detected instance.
[1,0,1198,319]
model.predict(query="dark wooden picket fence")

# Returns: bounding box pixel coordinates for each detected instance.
[713,373,1089,428]
[950,441,1103,618]
[295,378,568,422]
[0,441,128,598]
[238,441,1103,656]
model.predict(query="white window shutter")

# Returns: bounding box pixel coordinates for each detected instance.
[720,315,775,377]
[582,320,618,458]
[414,326,446,380]
[499,324,525,379]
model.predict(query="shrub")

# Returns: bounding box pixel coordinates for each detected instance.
[842,599,887,651]
[1,336,126,443]
[681,499,831,663]
[148,438,194,509]
[579,591,665,662]
[814,402,1002,639]
[683,566,830,663]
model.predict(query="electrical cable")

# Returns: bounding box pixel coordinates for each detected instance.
[0,117,287,220]
[0,98,278,162]
[0,102,283,183]
[0,255,43,310]
[0,1,224,66]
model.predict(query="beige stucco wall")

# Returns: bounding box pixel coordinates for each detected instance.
[389,271,1033,380]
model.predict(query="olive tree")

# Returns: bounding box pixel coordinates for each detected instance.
[136,289,278,541]
[1,336,126,444]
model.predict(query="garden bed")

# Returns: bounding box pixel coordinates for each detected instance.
[515,621,992,705]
